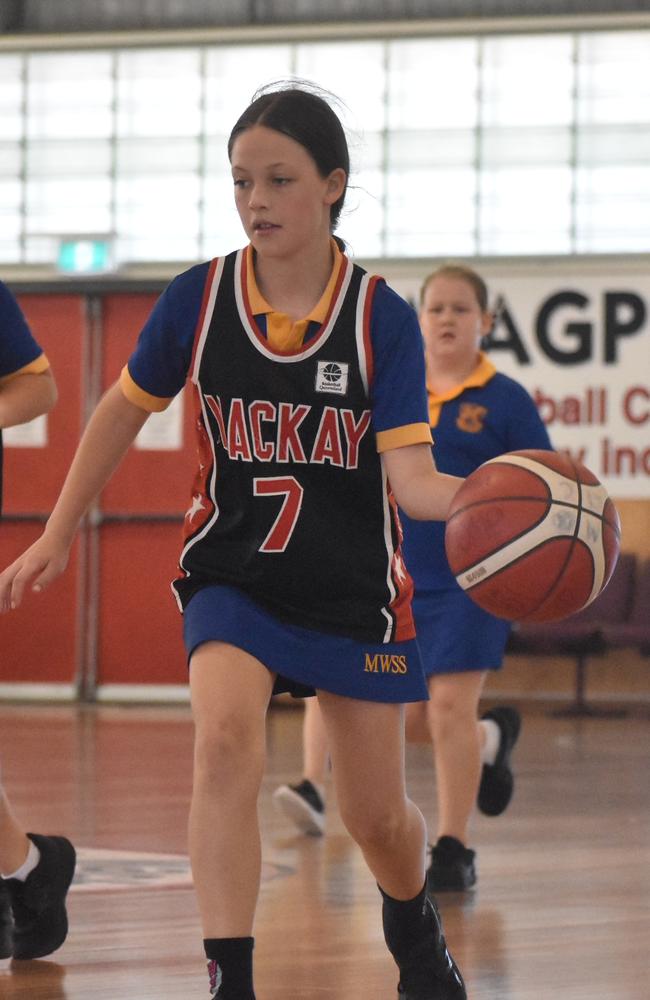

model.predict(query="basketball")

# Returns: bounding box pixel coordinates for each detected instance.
[444,449,621,623]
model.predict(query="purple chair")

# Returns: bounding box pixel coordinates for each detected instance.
[507,552,637,717]
[600,558,650,655]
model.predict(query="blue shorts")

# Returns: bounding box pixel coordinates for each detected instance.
[413,586,511,677]
[183,584,429,703]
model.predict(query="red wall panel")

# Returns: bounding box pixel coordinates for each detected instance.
[1,294,87,688]
[1,289,197,694]
[96,522,187,686]
[0,526,81,684]
[99,293,196,516]
[95,293,194,689]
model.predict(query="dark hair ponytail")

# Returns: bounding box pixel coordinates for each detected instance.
[228,81,350,233]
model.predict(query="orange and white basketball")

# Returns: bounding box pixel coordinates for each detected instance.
[444,449,621,623]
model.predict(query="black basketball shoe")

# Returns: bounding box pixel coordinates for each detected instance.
[478,706,522,816]
[394,897,466,1000]
[427,836,477,893]
[0,881,12,959]
[5,833,76,960]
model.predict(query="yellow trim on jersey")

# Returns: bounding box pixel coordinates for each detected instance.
[119,365,173,412]
[0,353,49,384]
[427,352,497,427]
[376,422,433,453]
[246,239,343,352]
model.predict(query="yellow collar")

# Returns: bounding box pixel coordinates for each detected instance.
[427,352,496,404]
[426,353,497,428]
[245,238,343,324]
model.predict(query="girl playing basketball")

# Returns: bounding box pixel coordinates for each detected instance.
[0,84,466,1000]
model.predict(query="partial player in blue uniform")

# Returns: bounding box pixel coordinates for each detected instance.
[402,264,552,892]
[0,281,56,512]
[0,87,466,1000]
[0,280,76,961]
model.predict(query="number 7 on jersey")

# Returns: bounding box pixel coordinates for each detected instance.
[253,476,305,553]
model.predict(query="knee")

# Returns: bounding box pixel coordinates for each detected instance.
[431,686,458,721]
[194,714,264,791]
[340,801,406,854]
[429,689,468,739]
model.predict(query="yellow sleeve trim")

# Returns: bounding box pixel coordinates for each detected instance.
[119,365,174,413]
[0,353,50,384]
[376,422,433,453]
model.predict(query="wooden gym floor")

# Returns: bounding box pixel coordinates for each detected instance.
[0,700,648,999]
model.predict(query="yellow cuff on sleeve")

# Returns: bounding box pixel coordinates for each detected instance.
[119,365,174,413]
[0,353,50,384]
[376,422,433,453]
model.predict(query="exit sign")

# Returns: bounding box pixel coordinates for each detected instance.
[57,237,113,273]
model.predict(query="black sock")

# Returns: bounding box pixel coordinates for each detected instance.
[203,937,255,999]
[379,881,428,961]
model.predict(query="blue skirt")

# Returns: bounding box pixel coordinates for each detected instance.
[183,583,429,703]
[413,586,511,677]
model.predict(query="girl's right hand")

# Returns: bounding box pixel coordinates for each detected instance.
[0,532,71,613]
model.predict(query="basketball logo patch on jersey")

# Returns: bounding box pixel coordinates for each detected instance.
[456,402,488,433]
[315,360,349,395]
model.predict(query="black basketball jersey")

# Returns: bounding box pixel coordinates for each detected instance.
[173,248,414,643]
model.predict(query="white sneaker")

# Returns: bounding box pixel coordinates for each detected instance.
[272,779,325,836]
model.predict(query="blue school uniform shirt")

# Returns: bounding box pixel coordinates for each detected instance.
[401,353,553,591]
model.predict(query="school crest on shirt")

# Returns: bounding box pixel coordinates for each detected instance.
[315,360,349,395]
[456,402,488,433]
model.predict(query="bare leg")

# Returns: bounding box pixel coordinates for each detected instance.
[0,784,30,876]
[318,691,425,899]
[189,641,274,937]
[427,671,486,844]
[319,692,466,996]
[404,699,431,744]
[272,697,329,835]
[302,697,329,788]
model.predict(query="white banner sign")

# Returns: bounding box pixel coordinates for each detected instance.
[135,391,184,451]
[389,271,650,499]
[3,414,47,448]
